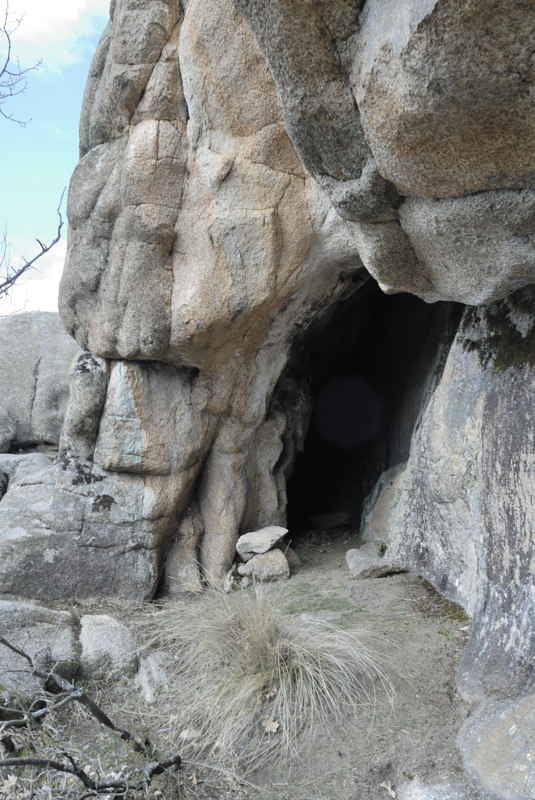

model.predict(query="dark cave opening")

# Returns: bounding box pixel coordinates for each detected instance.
[285,279,461,534]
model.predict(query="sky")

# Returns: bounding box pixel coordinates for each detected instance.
[0,0,110,315]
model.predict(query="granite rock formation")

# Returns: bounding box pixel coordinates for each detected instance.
[0,0,533,754]
[361,287,535,700]
[0,312,78,452]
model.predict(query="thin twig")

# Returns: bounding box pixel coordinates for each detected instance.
[0,636,182,795]
[0,635,142,748]
[0,1,41,126]
[0,754,182,794]
[0,189,65,297]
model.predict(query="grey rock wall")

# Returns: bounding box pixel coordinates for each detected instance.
[362,287,535,699]
[0,313,79,451]
[459,693,535,800]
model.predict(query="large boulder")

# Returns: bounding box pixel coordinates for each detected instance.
[47,0,535,605]
[0,355,212,602]
[0,457,160,603]
[351,0,535,199]
[398,191,535,304]
[52,0,373,595]
[232,0,535,304]
[0,313,79,452]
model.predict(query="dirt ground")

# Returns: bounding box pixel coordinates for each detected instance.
[241,527,480,800]
[1,527,483,800]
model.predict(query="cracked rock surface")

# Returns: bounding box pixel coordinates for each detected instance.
[0,3,533,760]
[0,313,78,452]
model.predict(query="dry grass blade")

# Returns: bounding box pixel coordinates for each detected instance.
[138,585,397,776]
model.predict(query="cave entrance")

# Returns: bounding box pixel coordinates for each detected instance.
[285,279,458,535]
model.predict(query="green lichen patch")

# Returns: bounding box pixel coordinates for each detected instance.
[279,595,358,617]
[413,576,471,626]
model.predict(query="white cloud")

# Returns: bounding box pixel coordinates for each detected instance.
[7,0,110,72]
[41,122,72,139]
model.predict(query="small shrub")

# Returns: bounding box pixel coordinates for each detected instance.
[139,586,395,775]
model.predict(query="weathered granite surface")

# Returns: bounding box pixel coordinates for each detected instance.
[0,312,78,451]
[0,599,78,694]
[361,287,535,700]
[233,0,535,303]
[35,0,524,602]
[459,693,535,800]
[236,526,288,561]
[0,6,532,765]
[0,602,140,694]
[79,614,138,680]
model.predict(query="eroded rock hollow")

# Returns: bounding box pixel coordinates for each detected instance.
[0,0,534,706]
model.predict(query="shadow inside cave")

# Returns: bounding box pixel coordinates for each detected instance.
[284,278,462,536]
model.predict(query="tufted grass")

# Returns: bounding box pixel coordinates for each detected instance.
[138,585,396,776]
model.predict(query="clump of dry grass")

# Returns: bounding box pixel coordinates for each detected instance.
[139,586,395,776]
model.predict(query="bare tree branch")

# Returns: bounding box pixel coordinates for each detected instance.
[0,636,182,796]
[0,189,65,299]
[0,1,41,126]
[0,634,142,748]
[0,754,183,795]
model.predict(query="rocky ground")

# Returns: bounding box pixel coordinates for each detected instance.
[0,525,482,800]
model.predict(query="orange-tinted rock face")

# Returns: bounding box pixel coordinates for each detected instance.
[61,0,535,364]
[60,0,363,367]
[353,0,535,199]
[1,2,533,728]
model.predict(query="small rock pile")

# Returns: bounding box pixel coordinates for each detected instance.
[234,526,299,586]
